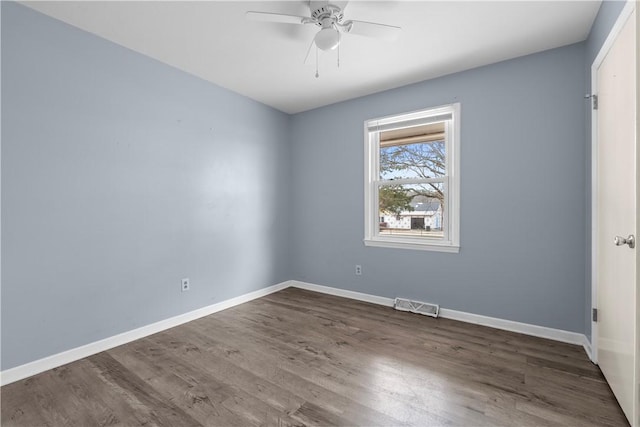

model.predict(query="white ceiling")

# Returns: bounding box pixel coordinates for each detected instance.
[23,1,601,114]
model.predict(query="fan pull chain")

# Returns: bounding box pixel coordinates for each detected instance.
[315,46,319,78]
[337,44,340,68]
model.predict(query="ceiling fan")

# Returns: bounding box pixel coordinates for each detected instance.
[246,1,401,67]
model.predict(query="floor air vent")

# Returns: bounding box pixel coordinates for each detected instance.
[394,298,440,318]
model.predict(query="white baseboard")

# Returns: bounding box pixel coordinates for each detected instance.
[1,279,593,386]
[292,281,395,307]
[582,336,594,362]
[290,280,588,349]
[438,308,584,346]
[0,281,291,386]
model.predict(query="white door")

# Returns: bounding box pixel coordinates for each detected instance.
[595,5,637,426]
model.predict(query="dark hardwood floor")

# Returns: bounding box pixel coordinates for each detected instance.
[1,288,629,426]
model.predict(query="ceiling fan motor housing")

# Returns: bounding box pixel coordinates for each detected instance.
[310,3,344,26]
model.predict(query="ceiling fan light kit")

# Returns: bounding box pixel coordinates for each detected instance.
[315,27,341,51]
[246,1,401,76]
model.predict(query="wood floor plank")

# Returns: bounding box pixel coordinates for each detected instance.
[111,334,306,425]
[219,299,529,401]
[1,377,58,427]
[170,322,410,426]
[1,288,629,426]
[193,304,554,425]
[88,352,204,427]
[266,289,590,362]
[44,362,139,427]
[107,344,251,427]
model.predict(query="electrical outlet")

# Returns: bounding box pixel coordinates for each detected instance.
[355,265,362,276]
[181,278,190,292]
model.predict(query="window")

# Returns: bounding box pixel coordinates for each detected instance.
[364,103,460,252]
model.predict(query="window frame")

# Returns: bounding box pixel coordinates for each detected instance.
[363,103,460,253]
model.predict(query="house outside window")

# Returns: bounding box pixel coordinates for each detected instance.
[364,103,460,252]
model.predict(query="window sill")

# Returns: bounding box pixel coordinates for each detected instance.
[364,238,460,253]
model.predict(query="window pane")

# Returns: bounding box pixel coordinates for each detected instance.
[380,122,446,180]
[378,183,445,238]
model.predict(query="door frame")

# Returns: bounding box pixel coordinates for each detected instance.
[590,0,636,366]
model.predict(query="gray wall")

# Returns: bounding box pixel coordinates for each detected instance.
[290,43,588,333]
[582,0,627,340]
[2,1,615,371]
[1,2,291,370]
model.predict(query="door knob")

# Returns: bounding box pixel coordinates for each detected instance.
[614,235,635,248]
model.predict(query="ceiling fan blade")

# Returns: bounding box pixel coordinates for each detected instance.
[245,11,310,25]
[343,20,401,41]
[332,1,349,11]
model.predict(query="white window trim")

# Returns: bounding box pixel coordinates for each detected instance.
[363,103,460,253]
